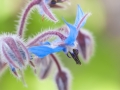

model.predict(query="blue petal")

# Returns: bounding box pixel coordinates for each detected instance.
[74,5,84,27]
[28,45,63,58]
[62,18,78,45]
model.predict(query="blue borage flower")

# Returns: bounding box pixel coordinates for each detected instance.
[28,5,90,64]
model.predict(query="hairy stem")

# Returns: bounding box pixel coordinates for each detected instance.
[26,30,64,73]
[18,0,41,38]
[50,54,62,73]
[27,30,66,46]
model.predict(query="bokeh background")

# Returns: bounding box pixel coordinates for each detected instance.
[0,0,120,90]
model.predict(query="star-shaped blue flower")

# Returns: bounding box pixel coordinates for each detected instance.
[28,5,90,64]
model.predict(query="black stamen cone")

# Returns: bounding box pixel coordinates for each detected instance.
[70,49,81,65]
[73,49,79,55]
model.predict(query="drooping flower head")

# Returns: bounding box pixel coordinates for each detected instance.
[28,5,91,64]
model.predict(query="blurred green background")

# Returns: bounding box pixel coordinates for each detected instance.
[0,0,120,90]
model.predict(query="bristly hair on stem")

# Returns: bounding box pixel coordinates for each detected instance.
[27,29,67,47]
[16,0,58,38]
[50,54,62,73]
[17,0,39,38]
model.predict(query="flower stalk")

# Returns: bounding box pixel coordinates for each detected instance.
[18,0,40,37]
[51,54,62,73]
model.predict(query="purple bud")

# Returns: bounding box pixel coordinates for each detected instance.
[77,29,94,61]
[0,35,30,70]
[55,69,71,90]
[32,56,53,79]
[39,56,53,79]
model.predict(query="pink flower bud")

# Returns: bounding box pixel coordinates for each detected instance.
[38,56,53,79]
[0,34,30,70]
[55,69,71,90]
[32,56,53,79]
[77,29,94,61]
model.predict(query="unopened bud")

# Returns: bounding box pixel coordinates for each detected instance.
[39,56,52,79]
[0,34,30,70]
[55,69,71,90]
[77,29,94,61]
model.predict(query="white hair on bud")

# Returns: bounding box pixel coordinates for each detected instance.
[0,33,25,45]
